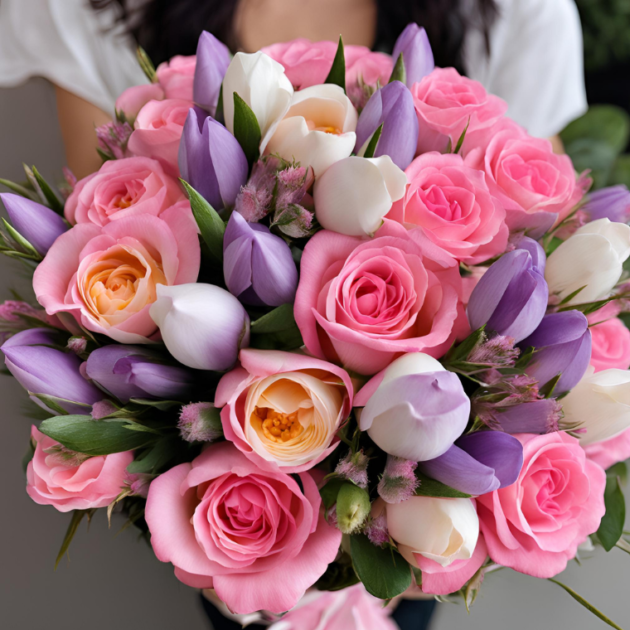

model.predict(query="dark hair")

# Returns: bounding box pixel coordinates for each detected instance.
[90,0,498,71]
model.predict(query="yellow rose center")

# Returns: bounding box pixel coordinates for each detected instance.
[254,407,305,443]
[306,120,342,135]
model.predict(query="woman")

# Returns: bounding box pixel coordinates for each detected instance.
[0,1,587,628]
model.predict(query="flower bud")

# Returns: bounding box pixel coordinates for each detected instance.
[67,336,88,356]
[193,31,232,116]
[178,402,223,442]
[223,211,298,306]
[392,24,435,88]
[335,482,371,534]
[1,193,67,256]
[314,156,407,236]
[149,283,250,371]
[546,219,630,305]
[377,456,419,504]
[334,450,370,488]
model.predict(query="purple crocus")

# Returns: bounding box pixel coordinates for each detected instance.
[519,311,592,395]
[193,31,231,117]
[582,185,630,224]
[355,81,419,170]
[85,345,192,404]
[1,328,102,414]
[418,431,524,496]
[223,211,298,307]
[467,239,548,343]
[392,23,435,88]
[1,193,67,256]
[179,108,248,210]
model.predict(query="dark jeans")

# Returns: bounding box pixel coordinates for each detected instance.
[200,594,437,630]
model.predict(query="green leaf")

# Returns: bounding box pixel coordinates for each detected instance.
[443,327,486,365]
[325,36,346,91]
[320,477,346,510]
[215,84,224,123]
[32,393,92,416]
[350,534,412,599]
[315,553,361,591]
[610,154,630,188]
[127,437,177,475]
[2,219,41,259]
[363,123,383,159]
[539,373,562,399]
[454,118,471,155]
[39,415,158,456]
[549,578,624,630]
[233,92,262,166]
[414,471,472,498]
[388,52,406,85]
[0,178,38,201]
[32,166,64,215]
[597,473,626,551]
[250,304,304,351]
[136,46,158,83]
[180,179,225,263]
[55,510,94,570]
[129,398,182,411]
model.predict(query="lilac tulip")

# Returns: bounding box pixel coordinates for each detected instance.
[418,431,524,496]
[223,211,298,306]
[582,185,630,224]
[193,31,231,116]
[467,241,548,343]
[484,398,562,434]
[355,81,419,170]
[1,328,102,414]
[519,311,591,395]
[179,108,248,210]
[85,345,192,403]
[1,193,67,256]
[392,23,435,88]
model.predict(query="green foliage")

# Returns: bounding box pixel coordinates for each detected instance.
[325,37,346,91]
[597,463,627,551]
[389,53,406,85]
[414,471,472,498]
[249,304,304,351]
[55,509,96,570]
[363,124,383,159]
[233,92,262,167]
[136,46,158,83]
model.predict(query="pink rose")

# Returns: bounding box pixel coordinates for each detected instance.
[294,219,467,375]
[127,99,192,176]
[65,157,185,226]
[389,152,508,264]
[145,442,341,614]
[268,585,398,630]
[155,55,196,101]
[262,39,392,94]
[470,119,584,231]
[33,203,200,343]
[587,310,630,372]
[115,83,165,121]
[584,428,630,470]
[477,432,606,578]
[26,426,132,512]
[411,67,507,155]
[215,349,353,472]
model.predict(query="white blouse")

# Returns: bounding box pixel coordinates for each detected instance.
[0,0,588,137]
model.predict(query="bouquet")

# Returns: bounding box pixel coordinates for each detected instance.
[2,24,630,629]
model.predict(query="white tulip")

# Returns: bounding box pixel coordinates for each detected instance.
[222,52,293,151]
[545,219,630,305]
[314,156,407,236]
[149,283,250,371]
[384,496,479,568]
[562,366,630,446]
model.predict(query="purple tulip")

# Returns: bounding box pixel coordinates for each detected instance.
[467,243,548,343]
[179,108,248,210]
[1,193,67,256]
[392,23,435,88]
[193,31,231,116]
[355,81,419,170]
[485,398,562,434]
[223,211,298,307]
[582,185,630,224]
[85,345,192,404]
[519,311,591,395]
[418,431,524,496]
[1,328,102,414]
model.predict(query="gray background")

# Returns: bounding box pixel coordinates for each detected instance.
[0,79,628,630]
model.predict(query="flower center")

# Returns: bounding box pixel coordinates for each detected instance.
[306,120,342,135]
[254,407,305,443]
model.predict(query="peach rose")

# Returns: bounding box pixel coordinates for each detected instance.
[65,157,185,226]
[33,203,200,343]
[215,349,353,472]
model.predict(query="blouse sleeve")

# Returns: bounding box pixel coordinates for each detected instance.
[464,0,588,138]
[0,0,148,114]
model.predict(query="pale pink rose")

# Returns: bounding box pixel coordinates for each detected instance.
[584,428,630,470]
[145,441,342,614]
[33,203,200,344]
[155,55,196,101]
[470,118,584,230]
[262,39,392,93]
[477,432,606,578]
[294,219,468,375]
[411,67,508,155]
[115,83,165,120]
[587,308,630,372]
[388,152,508,264]
[26,426,133,512]
[65,157,185,226]
[268,585,398,630]
[127,98,192,176]
[215,349,353,472]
